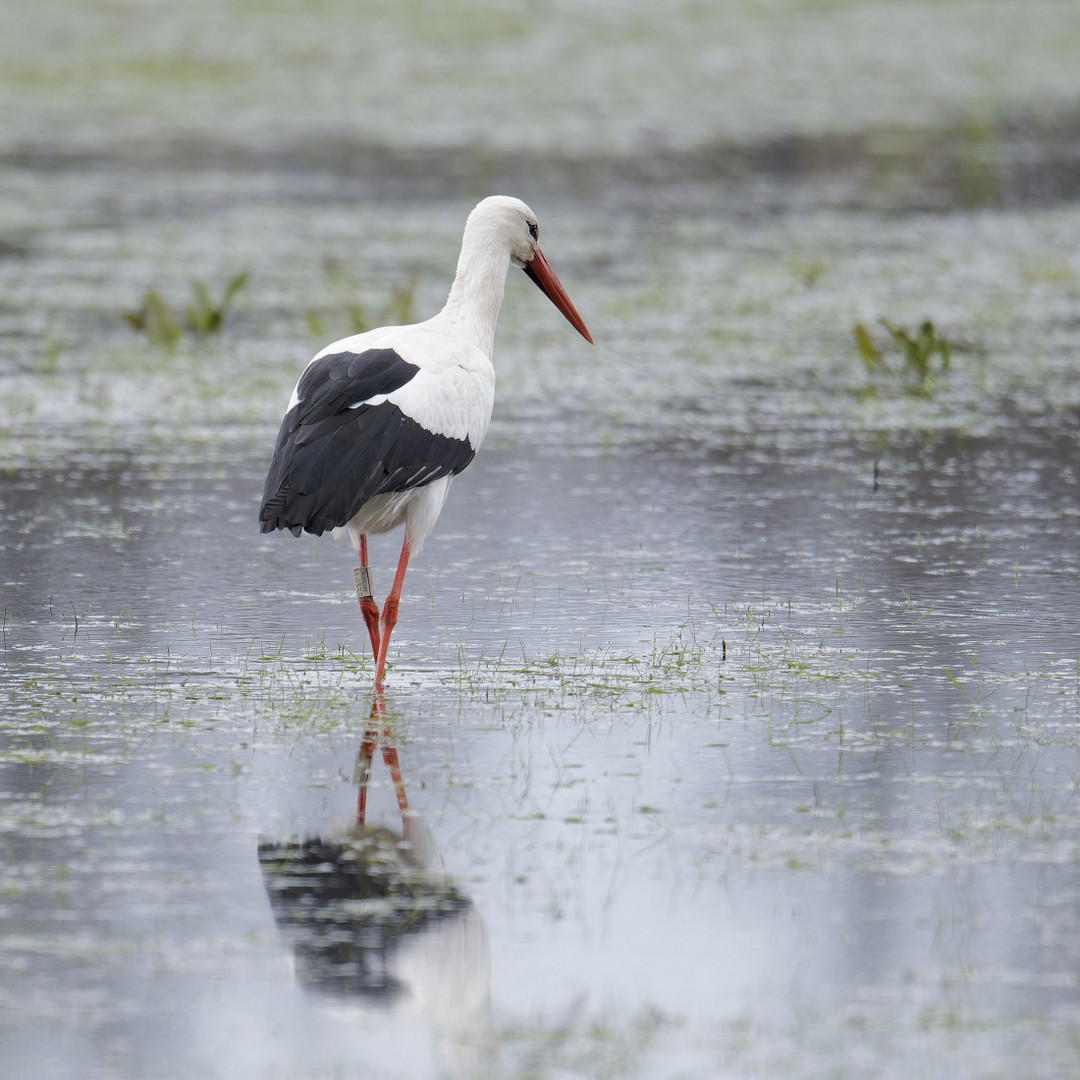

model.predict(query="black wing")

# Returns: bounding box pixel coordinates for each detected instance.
[259,347,476,537]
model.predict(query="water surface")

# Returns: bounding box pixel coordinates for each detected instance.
[2,3,1080,1077]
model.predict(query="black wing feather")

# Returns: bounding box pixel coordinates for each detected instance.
[259,347,476,537]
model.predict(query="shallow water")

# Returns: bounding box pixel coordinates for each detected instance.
[3,429,1079,1078]
[3,2,1080,1078]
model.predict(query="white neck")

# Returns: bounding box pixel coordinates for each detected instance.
[435,227,513,358]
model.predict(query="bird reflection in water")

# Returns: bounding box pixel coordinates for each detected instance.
[258,698,492,1071]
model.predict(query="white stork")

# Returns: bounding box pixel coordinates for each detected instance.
[259,195,593,690]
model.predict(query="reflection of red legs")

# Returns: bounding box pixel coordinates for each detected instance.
[354,720,380,826]
[373,535,411,693]
[356,534,381,663]
[382,740,409,815]
[354,694,409,826]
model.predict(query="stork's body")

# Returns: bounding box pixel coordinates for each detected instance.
[260,196,592,690]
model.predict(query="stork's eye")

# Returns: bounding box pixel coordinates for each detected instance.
[527,221,538,241]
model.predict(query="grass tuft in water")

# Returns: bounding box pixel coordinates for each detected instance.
[853,317,952,398]
[306,277,418,339]
[124,272,249,346]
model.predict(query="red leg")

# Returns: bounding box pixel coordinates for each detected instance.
[355,534,381,662]
[373,534,411,691]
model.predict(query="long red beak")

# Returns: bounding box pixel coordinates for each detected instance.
[523,247,594,344]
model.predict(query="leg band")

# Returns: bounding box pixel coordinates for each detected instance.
[354,565,375,601]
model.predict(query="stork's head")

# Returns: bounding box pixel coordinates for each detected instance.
[466,196,594,344]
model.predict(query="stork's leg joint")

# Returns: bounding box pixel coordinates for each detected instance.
[381,594,400,632]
